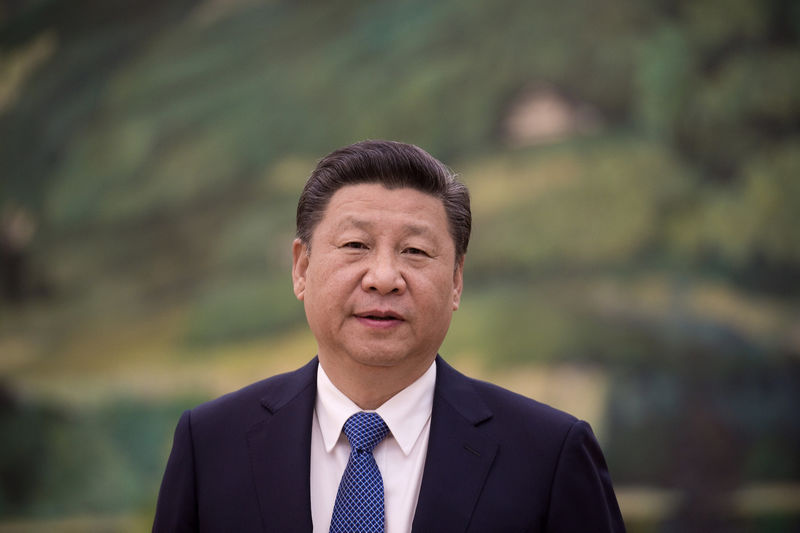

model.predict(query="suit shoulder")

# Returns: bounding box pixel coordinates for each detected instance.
[468,375,578,428]
[435,357,579,438]
[189,357,318,430]
[457,374,596,466]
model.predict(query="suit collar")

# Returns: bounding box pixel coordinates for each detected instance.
[431,356,493,425]
[315,357,437,456]
[245,355,498,533]
[412,356,498,533]
[258,357,319,413]
[247,357,318,532]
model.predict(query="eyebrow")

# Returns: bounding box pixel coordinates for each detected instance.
[340,217,437,238]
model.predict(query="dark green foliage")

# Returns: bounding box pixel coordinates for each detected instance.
[0,384,52,515]
[0,387,199,517]
[605,356,800,484]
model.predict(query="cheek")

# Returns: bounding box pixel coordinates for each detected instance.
[420,274,457,312]
[306,263,358,312]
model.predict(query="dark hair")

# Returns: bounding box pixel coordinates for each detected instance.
[296,140,471,261]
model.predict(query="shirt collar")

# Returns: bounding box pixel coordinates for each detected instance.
[315,360,437,456]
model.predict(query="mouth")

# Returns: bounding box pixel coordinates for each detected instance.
[354,310,405,323]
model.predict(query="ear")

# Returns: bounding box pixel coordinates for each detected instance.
[452,257,464,311]
[292,238,309,301]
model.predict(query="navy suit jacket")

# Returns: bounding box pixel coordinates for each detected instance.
[153,356,625,532]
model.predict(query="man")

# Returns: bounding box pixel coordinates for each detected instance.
[153,140,625,532]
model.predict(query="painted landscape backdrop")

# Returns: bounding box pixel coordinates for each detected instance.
[1,0,799,531]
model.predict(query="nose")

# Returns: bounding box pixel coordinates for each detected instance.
[362,250,406,295]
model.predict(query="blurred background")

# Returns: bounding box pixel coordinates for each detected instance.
[1,0,799,531]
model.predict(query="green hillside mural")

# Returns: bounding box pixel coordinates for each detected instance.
[1,0,799,530]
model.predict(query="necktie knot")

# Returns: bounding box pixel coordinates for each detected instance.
[343,411,389,453]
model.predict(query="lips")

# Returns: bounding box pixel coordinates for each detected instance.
[354,310,404,321]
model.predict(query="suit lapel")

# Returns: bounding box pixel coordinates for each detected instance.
[246,358,318,533]
[412,357,498,533]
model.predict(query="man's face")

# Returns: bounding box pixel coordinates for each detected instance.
[292,183,463,378]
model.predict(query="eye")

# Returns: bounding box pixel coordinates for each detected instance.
[342,241,367,250]
[403,247,429,256]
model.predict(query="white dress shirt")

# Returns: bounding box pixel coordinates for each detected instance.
[310,361,436,533]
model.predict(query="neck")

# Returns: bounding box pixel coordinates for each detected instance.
[318,354,435,410]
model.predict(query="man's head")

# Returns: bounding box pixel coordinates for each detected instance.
[291,141,471,406]
[296,140,471,262]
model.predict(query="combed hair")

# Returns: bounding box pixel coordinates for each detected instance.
[296,140,471,261]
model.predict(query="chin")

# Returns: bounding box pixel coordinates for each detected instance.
[352,352,408,368]
[346,346,431,370]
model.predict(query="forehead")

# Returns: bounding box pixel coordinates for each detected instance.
[317,184,449,234]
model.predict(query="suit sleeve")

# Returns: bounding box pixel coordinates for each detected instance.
[545,420,626,533]
[153,410,199,533]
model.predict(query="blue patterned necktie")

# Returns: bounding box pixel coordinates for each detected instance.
[329,411,390,533]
